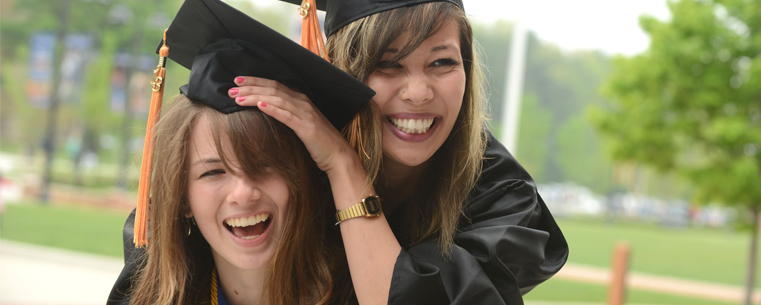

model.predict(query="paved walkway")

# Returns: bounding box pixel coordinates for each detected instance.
[0,240,123,305]
[0,239,758,304]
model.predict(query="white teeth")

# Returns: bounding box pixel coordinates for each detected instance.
[225,213,270,227]
[390,117,435,134]
[240,234,261,240]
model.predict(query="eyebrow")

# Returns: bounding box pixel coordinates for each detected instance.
[383,44,454,54]
[191,158,223,167]
[431,45,449,52]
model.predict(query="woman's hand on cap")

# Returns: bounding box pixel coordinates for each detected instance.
[230,76,358,174]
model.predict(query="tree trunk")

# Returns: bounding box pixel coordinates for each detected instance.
[745,206,759,305]
[39,0,71,203]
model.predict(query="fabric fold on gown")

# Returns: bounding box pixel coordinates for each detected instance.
[382,131,568,305]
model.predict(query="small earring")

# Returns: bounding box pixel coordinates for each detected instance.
[186,217,195,236]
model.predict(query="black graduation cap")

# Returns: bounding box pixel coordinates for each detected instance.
[159,0,375,129]
[135,0,376,248]
[279,0,464,37]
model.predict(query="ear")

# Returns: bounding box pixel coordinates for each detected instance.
[181,203,194,218]
[179,196,194,218]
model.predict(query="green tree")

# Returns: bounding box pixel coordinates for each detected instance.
[592,0,761,303]
[515,93,553,182]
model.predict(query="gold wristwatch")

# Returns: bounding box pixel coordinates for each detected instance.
[335,195,382,225]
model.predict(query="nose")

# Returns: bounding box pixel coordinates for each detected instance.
[399,74,433,105]
[227,174,262,205]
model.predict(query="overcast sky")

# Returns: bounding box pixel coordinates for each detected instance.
[256,0,672,56]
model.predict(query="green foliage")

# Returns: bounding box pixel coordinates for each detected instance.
[82,31,118,132]
[475,22,615,193]
[594,0,761,209]
[515,93,552,182]
[557,115,612,191]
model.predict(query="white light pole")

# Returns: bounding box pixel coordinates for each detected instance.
[500,22,529,156]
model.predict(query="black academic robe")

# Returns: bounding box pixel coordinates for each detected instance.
[106,208,141,305]
[106,131,568,305]
[379,131,568,305]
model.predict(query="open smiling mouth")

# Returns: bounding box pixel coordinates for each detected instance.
[224,213,271,240]
[387,117,439,134]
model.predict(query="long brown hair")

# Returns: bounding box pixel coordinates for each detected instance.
[328,2,488,253]
[130,95,337,305]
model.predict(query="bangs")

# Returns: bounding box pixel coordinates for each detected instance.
[373,2,460,65]
[204,108,302,180]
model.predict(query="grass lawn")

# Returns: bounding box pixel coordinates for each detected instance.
[524,278,735,305]
[557,218,758,287]
[0,201,754,304]
[0,201,130,258]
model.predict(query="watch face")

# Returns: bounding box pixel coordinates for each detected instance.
[364,196,381,215]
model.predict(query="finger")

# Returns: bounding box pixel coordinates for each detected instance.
[236,95,309,120]
[256,101,314,137]
[234,76,309,101]
[235,76,278,88]
[234,90,318,121]
[230,86,307,107]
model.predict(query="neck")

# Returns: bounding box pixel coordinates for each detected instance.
[378,156,429,215]
[213,253,266,305]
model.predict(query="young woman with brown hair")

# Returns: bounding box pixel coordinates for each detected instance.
[230,0,569,304]
[106,0,375,304]
[127,95,337,305]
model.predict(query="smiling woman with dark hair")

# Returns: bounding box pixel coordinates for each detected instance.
[230,0,570,304]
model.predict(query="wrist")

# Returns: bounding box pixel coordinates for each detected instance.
[325,151,376,211]
[325,149,366,185]
[335,195,382,225]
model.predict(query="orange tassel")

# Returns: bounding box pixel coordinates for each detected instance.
[134,30,169,248]
[298,0,329,62]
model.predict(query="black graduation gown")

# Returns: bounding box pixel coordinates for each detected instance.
[106,131,568,305]
[380,131,568,305]
[106,208,142,305]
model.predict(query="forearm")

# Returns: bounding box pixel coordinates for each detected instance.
[327,154,402,305]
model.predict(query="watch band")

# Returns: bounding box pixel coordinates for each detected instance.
[335,195,381,225]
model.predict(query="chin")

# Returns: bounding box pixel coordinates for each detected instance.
[383,141,442,169]
[383,148,435,168]
[232,252,274,270]
[211,246,274,271]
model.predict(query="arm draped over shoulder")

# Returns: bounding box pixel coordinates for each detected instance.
[107,132,568,305]
[386,131,569,305]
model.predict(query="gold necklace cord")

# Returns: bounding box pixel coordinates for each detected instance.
[211,268,218,305]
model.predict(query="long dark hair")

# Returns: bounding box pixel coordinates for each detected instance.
[328,2,487,253]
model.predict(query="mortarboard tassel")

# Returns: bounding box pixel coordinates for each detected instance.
[298,0,329,62]
[134,29,169,248]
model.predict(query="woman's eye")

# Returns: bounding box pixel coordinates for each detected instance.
[430,57,459,67]
[199,169,225,178]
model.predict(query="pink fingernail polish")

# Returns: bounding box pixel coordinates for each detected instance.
[236,96,246,103]
[259,101,267,107]
[235,77,244,84]
[229,88,238,96]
